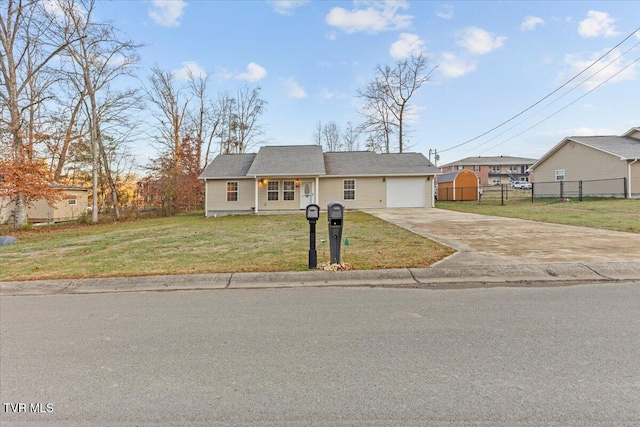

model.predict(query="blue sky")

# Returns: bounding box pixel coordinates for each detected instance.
[94,0,639,166]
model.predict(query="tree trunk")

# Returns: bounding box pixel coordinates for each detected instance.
[97,128,120,220]
[12,194,28,230]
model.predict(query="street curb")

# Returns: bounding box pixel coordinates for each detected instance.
[0,273,231,296]
[1,262,639,296]
[228,269,415,289]
[410,263,603,283]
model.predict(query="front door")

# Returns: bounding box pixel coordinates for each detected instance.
[300,180,314,209]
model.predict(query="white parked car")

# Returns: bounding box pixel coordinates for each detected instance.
[511,181,532,189]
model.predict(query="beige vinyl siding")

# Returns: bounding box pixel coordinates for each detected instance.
[257,179,300,211]
[533,141,627,183]
[206,179,254,214]
[319,177,385,209]
[28,189,88,222]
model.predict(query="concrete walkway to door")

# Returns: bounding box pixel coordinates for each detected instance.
[366,208,640,266]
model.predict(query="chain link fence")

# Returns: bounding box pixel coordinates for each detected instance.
[436,178,629,205]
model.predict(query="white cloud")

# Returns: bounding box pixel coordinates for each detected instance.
[172,61,207,80]
[236,63,267,82]
[148,0,186,27]
[457,27,506,55]
[268,0,309,15]
[325,0,412,34]
[521,16,545,31]
[390,33,425,59]
[319,88,335,100]
[215,67,234,80]
[439,52,476,78]
[436,4,454,19]
[578,11,619,38]
[326,31,338,41]
[560,49,638,91]
[284,77,306,98]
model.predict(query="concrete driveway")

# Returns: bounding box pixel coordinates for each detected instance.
[366,208,640,266]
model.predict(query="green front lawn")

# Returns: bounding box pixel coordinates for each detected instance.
[0,211,455,281]
[437,197,640,233]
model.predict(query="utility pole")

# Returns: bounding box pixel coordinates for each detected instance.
[429,149,439,167]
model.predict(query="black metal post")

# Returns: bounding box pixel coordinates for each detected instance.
[501,184,505,206]
[308,221,317,269]
[531,183,534,203]
[560,180,564,199]
[579,180,583,201]
[624,177,628,199]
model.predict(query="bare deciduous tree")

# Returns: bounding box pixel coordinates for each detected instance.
[312,120,342,152]
[342,122,361,152]
[57,0,141,221]
[358,53,435,153]
[0,0,77,228]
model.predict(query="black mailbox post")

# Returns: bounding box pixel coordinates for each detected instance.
[305,204,320,269]
[327,202,344,264]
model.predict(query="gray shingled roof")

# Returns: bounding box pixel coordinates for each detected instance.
[324,152,438,175]
[437,171,460,183]
[198,153,257,179]
[569,135,640,159]
[200,146,440,179]
[247,145,326,176]
[441,155,537,168]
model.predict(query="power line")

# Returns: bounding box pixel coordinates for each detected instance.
[477,55,640,155]
[438,26,640,154]
[466,39,640,153]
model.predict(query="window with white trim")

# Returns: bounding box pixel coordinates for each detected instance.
[67,199,77,205]
[283,180,295,201]
[226,181,238,202]
[555,169,565,181]
[267,181,279,201]
[344,179,355,200]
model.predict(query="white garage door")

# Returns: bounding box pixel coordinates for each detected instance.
[386,177,426,208]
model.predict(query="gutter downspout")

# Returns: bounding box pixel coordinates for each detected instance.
[315,176,320,205]
[629,159,638,198]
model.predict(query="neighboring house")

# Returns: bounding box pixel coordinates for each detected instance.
[437,170,480,201]
[440,156,537,186]
[0,186,89,224]
[199,145,439,216]
[529,127,640,198]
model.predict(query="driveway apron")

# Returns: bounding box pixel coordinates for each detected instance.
[366,208,640,266]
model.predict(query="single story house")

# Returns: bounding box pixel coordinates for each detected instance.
[0,185,89,224]
[437,170,480,201]
[199,145,439,216]
[529,127,640,198]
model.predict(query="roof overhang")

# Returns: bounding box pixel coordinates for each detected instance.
[247,174,325,178]
[322,172,440,178]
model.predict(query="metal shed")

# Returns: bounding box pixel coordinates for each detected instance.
[437,170,479,201]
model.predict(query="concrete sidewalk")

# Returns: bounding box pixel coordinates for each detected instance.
[2,261,639,296]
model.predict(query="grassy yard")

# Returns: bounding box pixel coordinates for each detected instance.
[437,197,640,233]
[0,211,454,281]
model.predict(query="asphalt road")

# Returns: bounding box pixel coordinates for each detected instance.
[1,284,639,426]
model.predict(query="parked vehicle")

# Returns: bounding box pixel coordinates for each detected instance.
[511,181,532,189]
